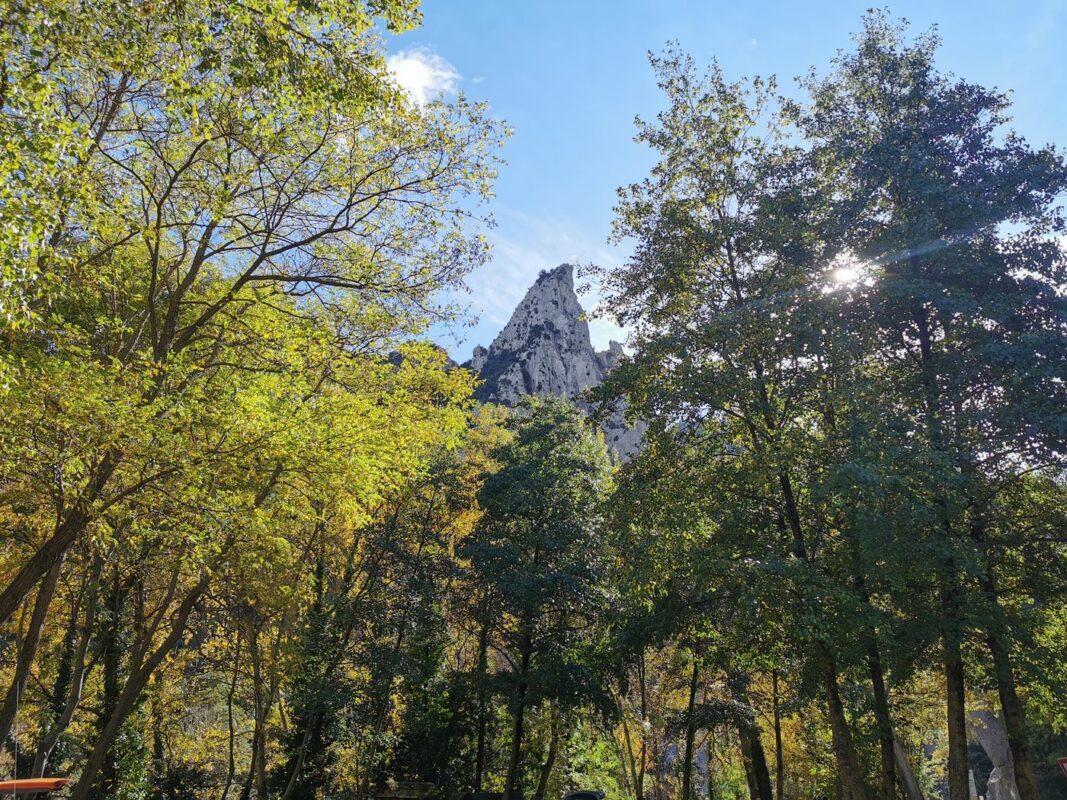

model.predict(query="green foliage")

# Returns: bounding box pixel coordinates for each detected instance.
[0,5,1064,800]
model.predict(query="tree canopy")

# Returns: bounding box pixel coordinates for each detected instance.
[0,6,1064,800]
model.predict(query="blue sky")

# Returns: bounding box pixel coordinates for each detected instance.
[385,0,1067,362]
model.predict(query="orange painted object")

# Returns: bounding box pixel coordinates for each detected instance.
[0,778,70,794]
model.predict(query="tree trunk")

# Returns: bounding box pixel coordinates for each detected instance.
[892,739,926,800]
[280,714,319,800]
[637,654,647,800]
[942,581,969,800]
[741,732,759,800]
[681,659,700,800]
[738,727,773,800]
[730,674,773,800]
[32,570,98,779]
[220,628,241,800]
[474,610,492,793]
[0,454,117,628]
[772,671,784,800]
[504,694,528,800]
[92,572,128,800]
[912,302,969,800]
[533,712,560,800]
[816,643,868,800]
[867,643,897,800]
[973,542,1039,800]
[504,644,532,800]
[0,557,63,744]
[985,635,1039,800]
[70,576,207,800]
[243,620,271,800]
[618,699,642,800]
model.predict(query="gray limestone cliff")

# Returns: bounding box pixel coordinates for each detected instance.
[463,263,643,458]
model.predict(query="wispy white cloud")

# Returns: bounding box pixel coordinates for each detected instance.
[387,48,460,106]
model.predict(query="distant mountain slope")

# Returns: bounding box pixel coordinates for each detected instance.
[463,264,643,457]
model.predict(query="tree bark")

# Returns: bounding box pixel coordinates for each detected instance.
[771,670,784,800]
[942,583,969,800]
[741,733,760,800]
[504,643,532,800]
[972,541,1039,800]
[730,674,773,800]
[912,301,969,800]
[69,575,207,800]
[239,619,269,800]
[816,643,868,800]
[0,557,63,744]
[474,609,492,793]
[866,643,897,800]
[892,740,926,800]
[681,659,700,800]
[32,568,98,779]
[94,571,128,799]
[986,635,1039,800]
[0,455,116,628]
[220,627,241,800]
[618,697,642,800]
[738,727,773,800]
[533,711,560,800]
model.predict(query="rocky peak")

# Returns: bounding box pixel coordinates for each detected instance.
[463,263,643,458]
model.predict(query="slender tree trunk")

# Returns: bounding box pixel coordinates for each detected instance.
[533,711,560,800]
[681,659,700,800]
[280,715,319,800]
[70,576,207,800]
[220,627,241,800]
[986,636,1039,800]
[730,674,773,800]
[504,644,532,800]
[816,643,868,800]
[738,727,773,800]
[32,577,97,778]
[741,732,759,800]
[771,671,784,800]
[245,621,273,800]
[474,610,492,793]
[912,302,969,800]
[892,740,926,800]
[637,654,647,800]
[972,536,1039,800]
[91,572,128,800]
[0,557,63,744]
[750,733,774,800]
[618,699,642,800]
[867,643,897,800]
[942,581,969,800]
[770,463,868,800]
[0,455,117,628]
[849,549,897,800]
[504,694,528,800]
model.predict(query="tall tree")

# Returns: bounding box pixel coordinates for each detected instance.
[462,399,612,800]
[599,47,874,799]
[794,13,1067,799]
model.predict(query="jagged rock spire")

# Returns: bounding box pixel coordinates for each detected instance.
[464,263,642,457]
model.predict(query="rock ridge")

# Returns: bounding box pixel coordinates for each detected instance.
[463,263,643,458]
